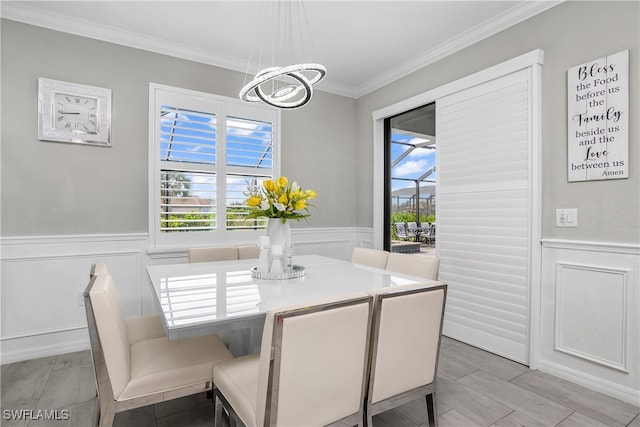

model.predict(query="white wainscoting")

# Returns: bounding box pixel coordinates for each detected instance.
[0,228,372,364]
[540,239,639,405]
[1,234,149,364]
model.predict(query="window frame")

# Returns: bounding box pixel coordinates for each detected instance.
[148,83,280,249]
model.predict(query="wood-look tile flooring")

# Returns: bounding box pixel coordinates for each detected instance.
[1,336,638,427]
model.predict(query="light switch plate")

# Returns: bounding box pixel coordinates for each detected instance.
[556,208,578,227]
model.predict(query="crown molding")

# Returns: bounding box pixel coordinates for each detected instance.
[2,1,562,100]
[0,2,250,74]
[354,0,563,98]
[0,1,358,97]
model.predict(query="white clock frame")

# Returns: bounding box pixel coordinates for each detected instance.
[38,78,112,146]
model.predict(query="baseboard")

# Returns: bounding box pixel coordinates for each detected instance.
[538,360,640,406]
[539,240,640,407]
[0,327,90,365]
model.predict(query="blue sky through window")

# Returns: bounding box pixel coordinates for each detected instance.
[390,131,436,193]
[160,106,273,201]
[160,107,273,169]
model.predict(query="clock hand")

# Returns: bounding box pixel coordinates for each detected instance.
[60,112,81,115]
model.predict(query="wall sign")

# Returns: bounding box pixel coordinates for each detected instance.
[567,50,628,181]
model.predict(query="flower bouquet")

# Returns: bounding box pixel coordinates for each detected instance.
[245,176,316,223]
[245,176,316,277]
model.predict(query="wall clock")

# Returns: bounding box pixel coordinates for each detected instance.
[38,78,112,146]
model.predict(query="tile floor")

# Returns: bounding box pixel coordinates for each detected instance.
[1,337,638,427]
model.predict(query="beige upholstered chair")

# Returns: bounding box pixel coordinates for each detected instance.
[188,246,239,263]
[351,247,389,269]
[84,273,234,426]
[365,282,447,427]
[213,293,374,427]
[89,263,166,344]
[90,262,110,277]
[237,244,260,260]
[385,252,440,280]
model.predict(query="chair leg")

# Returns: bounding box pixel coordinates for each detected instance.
[214,394,223,427]
[98,400,115,427]
[426,392,438,427]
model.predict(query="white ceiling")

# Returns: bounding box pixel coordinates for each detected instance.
[1,1,560,98]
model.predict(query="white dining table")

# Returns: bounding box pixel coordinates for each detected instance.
[146,254,432,353]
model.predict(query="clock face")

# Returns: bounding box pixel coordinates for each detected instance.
[55,93,98,133]
[39,78,111,146]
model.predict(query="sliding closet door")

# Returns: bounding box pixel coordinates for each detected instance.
[437,69,534,364]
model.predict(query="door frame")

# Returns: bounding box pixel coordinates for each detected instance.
[372,49,543,367]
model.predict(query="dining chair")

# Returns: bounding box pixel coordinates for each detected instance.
[237,244,260,259]
[89,263,166,344]
[365,282,447,427]
[84,272,234,427]
[213,292,374,427]
[90,262,110,277]
[188,246,239,263]
[351,247,389,269]
[385,252,440,280]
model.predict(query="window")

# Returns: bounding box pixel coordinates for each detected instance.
[150,84,280,248]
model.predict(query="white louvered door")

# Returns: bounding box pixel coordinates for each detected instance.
[436,69,534,364]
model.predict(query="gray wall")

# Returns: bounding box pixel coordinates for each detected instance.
[0,20,357,236]
[355,1,639,244]
[3,1,639,243]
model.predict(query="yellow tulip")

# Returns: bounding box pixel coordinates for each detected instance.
[263,180,276,192]
[306,189,317,199]
[247,196,262,207]
[277,176,288,188]
[278,193,288,204]
[295,200,306,210]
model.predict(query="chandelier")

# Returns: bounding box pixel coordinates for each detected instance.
[239,1,326,109]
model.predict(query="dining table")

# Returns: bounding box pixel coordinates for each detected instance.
[146,254,434,355]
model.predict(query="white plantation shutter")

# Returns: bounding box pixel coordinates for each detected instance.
[225,115,274,231]
[226,116,273,168]
[150,84,279,247]
[436,69,533,364]
[160,171,216,231]
[160,106,217,165]
[160,105,217,232]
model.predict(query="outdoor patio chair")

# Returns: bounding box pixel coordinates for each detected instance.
[423,224,436,246]
[406,222,421,241]
[393,222,409,241]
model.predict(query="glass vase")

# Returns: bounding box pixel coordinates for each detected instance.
[267,218,292,271]
[266,218,291,251]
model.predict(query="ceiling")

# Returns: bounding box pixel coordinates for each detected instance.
[1,1,560,98]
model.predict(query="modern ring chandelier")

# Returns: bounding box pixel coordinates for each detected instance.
[239,0,326,109]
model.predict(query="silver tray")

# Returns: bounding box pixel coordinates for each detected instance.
[251,265,305,280]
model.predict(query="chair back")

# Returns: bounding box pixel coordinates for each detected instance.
[89,262,109,278]
[393,222,408,240]
[351,247,389,269]
[367,283,446,405]
[256,293,373,426]
[85,273,131,400]
[237,244,260,259]
[385,252,439,280]
[188,246,239,263]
